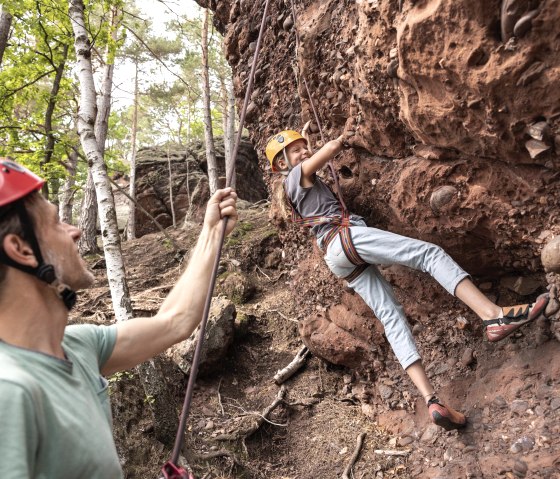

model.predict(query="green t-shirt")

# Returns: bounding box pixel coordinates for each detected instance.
[0,324,122,479]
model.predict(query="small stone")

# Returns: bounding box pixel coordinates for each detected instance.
[377,384,393,400]
[430,186,458,213]
[201,406,214,416]
[541,236,560,273]
[550,397,560,410]
[339,446,348,455]
[398,436,414,446]
[412,323,424,335]
[282,15,293,31]
[510,399,529,415]
[461,348,475,367]
[204,420,215,430]
[511,436,535,453]
[513,459,528,477]
[456,316,470,330]
[500,276,542,296]
[479,282,493,291]
[510,442,523,454]
[421,424,440,443]
[525,139,550,158]
[527,121,549,141]
[494,396,507,408]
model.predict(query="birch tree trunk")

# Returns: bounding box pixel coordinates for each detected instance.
[70,2,177,444]
[126,61,139,240]
[59,149,78,223]
[77,171,99,254]
[77,6,116,254]
[0,7,12,68]
[201,7,218,194]
[69,0,132,322]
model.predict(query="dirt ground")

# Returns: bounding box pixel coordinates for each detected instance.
[72,204,560,479]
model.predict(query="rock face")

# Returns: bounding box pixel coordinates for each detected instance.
[200,1,560,365]
[134,137,267,237]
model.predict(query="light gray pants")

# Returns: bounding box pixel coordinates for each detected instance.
[320,220,469,370]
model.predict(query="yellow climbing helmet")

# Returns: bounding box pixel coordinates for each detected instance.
[265,130,307,172]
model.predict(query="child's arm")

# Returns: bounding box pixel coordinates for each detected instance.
[301,120,313,154]
[300,135,346,181]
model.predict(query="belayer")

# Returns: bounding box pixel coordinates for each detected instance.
[0,159,238,478]
[265,126,551,430]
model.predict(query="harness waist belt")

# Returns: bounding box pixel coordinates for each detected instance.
[321,224,368,282]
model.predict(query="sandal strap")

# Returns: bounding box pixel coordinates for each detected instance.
[502,304,530,319]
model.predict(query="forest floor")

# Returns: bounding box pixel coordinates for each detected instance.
[72,203,560,479]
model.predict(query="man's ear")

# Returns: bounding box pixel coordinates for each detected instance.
[2,234,38,267]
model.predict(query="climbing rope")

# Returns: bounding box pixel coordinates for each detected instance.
[289,0,349,214]
[160,1,272,478]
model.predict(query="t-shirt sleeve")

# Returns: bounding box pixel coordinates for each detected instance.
[0,381,39,478]
[284,163,304,203]
[64,324,118,370]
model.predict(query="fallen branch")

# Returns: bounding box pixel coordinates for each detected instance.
[342,432,366,479]
[214,386,288,441]
[269,309,298,323]
[373,449,411,457]
[217,379,225,415]
[274,346,311,385]
[255,265,271,280]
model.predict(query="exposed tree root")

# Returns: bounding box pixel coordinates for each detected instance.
[213,386,288,442]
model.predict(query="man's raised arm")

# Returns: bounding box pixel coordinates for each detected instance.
[102,188,238,376]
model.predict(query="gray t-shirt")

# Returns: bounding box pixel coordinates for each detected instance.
[0,324,122,479]
[284,163,363,240]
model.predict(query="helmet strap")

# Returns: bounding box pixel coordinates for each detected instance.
[0,201,77,310]
[282,149,294,171]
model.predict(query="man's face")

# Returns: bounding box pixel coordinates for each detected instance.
[33,198,94,290]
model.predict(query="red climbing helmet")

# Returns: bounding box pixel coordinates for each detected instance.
[0,159,44,207]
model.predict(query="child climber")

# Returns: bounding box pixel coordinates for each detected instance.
[265,126,550,430]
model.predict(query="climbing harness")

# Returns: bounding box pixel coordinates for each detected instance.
[159,1,273,478]
[282,182,368,282]
[280,0,368,283]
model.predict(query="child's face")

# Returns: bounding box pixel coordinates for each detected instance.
[285,139,309,167]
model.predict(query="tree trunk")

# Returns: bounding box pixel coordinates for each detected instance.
[77,6,116,254]
[59,149,78,224]
[201,7,218,194]
[70,1,177,444]
[167,144,176,227]
[0,8,12,68]
[69,0,132,322]
[220,78,230,164]
[43,43,69,198]
[127,61,139,240]
[77,171,99,254]
[226,80,236,188]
